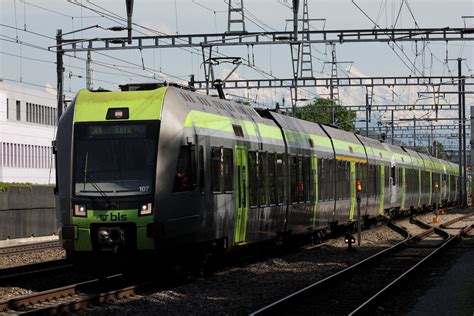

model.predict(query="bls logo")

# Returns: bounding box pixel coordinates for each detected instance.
[98,213,127,222]
[110,213,127,221]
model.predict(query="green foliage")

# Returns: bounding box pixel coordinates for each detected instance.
[0,182,33,192]
[296,98,356,132]
[432,140,447,159]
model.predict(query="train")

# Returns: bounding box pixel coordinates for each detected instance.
[54,83,460,263]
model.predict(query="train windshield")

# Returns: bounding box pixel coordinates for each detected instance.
[73,121,159,197]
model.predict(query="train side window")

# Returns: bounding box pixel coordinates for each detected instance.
[398,167,403,187]
[248,151,258,207]
[173,145,196,192]
[317,158,324,201]
[290,155,298,203]
[297,156,304,202]
[259,151,268,206]
[341,161,348,199]
[211,147,221,193]
[276,154,285,205]
[223,148,233,192]
[268,153,276,205]
[336,161,343,199]
[304,156,311,202]
[328,159,335,200]
[199,145,205,193]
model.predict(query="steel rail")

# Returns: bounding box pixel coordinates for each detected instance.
[439,212,474,229]
[250,220,411,315]
[250,214,469,315]
[0,259,72,284]
[0,273,150,314]
[350,234,458,315]
[0,240,61,256]
[350,216,473,315]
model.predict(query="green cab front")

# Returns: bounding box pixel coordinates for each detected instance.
[63,88,166,254]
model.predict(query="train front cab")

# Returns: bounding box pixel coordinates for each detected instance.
[56,88,167,264]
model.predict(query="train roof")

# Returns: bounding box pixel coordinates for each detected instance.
[355,135,391,165]
[265,111,332,154]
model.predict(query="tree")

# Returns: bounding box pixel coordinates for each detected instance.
[296,98,356,132]
[432,140,447,159]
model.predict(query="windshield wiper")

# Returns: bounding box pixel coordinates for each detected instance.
[83,152,88,191]
[82,153,117,208]
[85,173,119,209]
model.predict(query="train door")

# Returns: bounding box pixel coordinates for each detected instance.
[348,161,356,221]
[401,167,406,210]
[390,164,397,204]
[234,145,248,244]
[310,154,318,227]
[379,165,385,214]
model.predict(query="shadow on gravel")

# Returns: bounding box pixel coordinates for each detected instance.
[72,242,404,316]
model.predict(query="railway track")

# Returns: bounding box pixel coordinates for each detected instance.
[0,273,152,315]
[251,213,474,315]
[0,259,73,284]
[0,240,61,256]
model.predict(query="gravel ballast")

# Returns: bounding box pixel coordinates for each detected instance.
[1,210,471,315]
[77,211,471,315]
[77,222,407,315]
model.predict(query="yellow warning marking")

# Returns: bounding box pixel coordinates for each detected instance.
[335,155,367,163]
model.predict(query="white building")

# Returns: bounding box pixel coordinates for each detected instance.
[0,81,57,184]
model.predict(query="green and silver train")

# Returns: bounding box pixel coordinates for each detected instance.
[55,85,460,260]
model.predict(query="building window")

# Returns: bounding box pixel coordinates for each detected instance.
[16,100,21,121]
[6,99,9,119]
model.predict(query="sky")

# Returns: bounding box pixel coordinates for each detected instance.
[0,0,473,149]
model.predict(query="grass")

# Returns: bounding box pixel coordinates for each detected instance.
[0,182,33,192]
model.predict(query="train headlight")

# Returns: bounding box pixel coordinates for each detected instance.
[73,204,87,217]
[139,203,153,216]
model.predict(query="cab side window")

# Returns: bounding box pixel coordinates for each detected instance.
[173,145,196,192]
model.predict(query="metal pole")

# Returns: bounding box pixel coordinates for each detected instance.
[56,29,64,122]
[86,49,93,90]
[471,106,474,203]
[126,0,134,44]
[413,117,416,148]
[391,110,394,144]
[292,0,299,41]
[293,86,298,117]
[292,0,299,117]
[462,65,467,207]
[458,58,463,205]
[365,92,369,137]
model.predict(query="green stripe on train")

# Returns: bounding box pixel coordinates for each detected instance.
[184,110,282,140]
[73,88,166,122]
